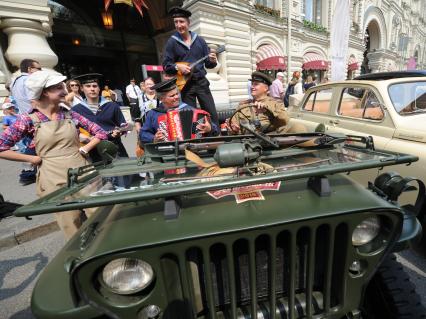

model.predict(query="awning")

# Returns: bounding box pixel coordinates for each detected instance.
[256,45,287,70]
[302,52,329,70]
[348,56,358,71]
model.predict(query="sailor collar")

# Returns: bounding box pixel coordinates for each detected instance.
[171,31,198,50]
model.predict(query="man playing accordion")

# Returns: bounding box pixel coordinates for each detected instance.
[139,78,219,144]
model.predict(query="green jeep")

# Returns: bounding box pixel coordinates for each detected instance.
[15,131,425,319]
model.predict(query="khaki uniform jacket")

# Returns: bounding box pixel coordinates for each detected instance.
[231,96,290,134]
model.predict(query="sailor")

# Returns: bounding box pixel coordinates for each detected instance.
[140,78,219,143]
[162,6,219,125]
[227,71,307,135]
[72,73,129,160]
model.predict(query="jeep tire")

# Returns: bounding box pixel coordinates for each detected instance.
[362,254,426,319]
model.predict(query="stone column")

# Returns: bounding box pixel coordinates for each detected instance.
[1,18,58,69]
[0,42,11,97]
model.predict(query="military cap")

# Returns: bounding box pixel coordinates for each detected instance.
[72,73,103,85]
[151,77,178,93]
[168,6,192,18]
[250,71,273,86]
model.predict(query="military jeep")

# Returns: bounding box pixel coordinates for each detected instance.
[15,132,425,319]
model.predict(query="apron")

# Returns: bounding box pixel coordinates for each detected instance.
[30,112,89,240]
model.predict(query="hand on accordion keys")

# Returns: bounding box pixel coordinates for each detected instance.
[195,116,211,134]
[154,121,169,142]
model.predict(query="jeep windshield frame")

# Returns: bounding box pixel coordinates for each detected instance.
[14,134,417,217]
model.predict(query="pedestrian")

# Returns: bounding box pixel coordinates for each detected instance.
[303,75,316,91]
[2,101,18,130]
[284,71,303,108]
[126,78,142,121]
[162,6,219,125]
[135,77,158,132]
[10,59,41,114]
[101,84,117,102]
[0,70,107,240]
[10,58,42,186]
[65,79,84,106]
[72,73,130,161]
[113,86,124,106]
[269,72,285,99]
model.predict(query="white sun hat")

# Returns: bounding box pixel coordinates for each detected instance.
[26,70,67,100]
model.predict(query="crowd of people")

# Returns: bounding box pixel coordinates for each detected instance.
[0,6,310,240]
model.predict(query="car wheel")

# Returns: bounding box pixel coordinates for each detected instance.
[362,254,426,319]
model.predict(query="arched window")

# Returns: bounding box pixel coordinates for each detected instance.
[303,0,322,24]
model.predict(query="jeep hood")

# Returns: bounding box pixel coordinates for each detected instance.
[78,175,398,261]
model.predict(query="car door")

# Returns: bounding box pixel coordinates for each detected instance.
[289,87,336,131]
[330,86,395,150]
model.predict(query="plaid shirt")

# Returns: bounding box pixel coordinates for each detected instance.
[0,109,108,152]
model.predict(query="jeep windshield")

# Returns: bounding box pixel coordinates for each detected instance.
[389,81,426,115]
[14,133,418,217]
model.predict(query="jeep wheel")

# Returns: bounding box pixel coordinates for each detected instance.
[362,254,426,319]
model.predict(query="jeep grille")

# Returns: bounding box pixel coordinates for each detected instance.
[160,223,348,318]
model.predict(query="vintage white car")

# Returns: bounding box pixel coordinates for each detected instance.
[288,71,426,193]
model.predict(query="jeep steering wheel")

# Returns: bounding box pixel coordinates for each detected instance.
[229,104,275,134]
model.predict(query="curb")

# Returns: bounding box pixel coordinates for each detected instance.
[0,221,59,252]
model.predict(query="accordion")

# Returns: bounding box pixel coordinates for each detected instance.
[157,108,210,142]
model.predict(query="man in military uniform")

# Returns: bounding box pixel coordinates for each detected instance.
[226,71,306,135]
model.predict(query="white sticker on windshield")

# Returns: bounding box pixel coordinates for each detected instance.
[207,182,281,204]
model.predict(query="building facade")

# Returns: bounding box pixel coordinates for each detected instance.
[1,0,425,106]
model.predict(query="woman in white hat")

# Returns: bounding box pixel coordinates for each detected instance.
[0,70,108,240]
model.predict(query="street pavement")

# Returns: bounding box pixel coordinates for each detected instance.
[0,130,425,318]
[0,231,64,319]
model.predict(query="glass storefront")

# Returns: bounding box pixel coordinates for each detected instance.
[47,0,182,90]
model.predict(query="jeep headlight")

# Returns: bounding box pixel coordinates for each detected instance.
[352,216,381,246]
[102,258,154,295]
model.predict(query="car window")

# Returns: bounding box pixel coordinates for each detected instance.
[389,82,426,115]
[338,88,384,120]
[303,89,332,113]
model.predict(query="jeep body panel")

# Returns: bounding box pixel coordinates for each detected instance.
[18,134,422,319]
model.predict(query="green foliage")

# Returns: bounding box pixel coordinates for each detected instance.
[303,19,327,33]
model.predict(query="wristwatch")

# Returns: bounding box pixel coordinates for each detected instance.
[79,147,88,156]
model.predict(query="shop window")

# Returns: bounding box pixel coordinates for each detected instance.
[303,0,322,24]
[303,89,332,113]
[339,88,384,120]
